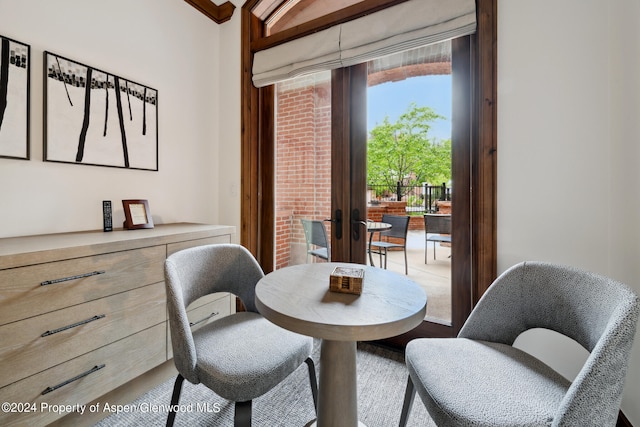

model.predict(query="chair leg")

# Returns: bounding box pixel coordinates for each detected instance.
[398,376,416,427]
[425,238,428,264]
[403,248,408,275]
[305,357,319,414]
[433,242,437,260]
[234,400,252,427]
[166,374,185,427]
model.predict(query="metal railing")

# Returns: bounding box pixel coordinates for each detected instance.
[367,182,451,214]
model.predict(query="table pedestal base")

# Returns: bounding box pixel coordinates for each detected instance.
[315,340,365,427]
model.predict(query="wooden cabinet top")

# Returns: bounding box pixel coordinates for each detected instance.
[0,223,235,270]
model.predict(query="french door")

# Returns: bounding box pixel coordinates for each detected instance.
[245,40,469,343]
[328,40,472,343]
[240,0,496,341]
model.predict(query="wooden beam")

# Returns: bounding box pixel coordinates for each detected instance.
[184,0,236,24]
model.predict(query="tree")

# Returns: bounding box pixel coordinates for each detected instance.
[367,103,451,198]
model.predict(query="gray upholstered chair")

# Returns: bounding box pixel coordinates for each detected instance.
[164,244,318,427]
[301,219,330,262]
[369,214,410,274]
[399,261,639,427]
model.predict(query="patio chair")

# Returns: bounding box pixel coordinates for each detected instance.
[369,214,410,274]
[399,261,640,427]
[301,219,330,262]
[164,244,318,427]
[423,214,451,264]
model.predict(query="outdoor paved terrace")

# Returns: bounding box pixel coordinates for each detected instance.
[367,230,452,323]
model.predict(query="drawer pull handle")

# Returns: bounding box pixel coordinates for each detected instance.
[190,311,219,327]
[41,314,106,337]
[41,270,106,286]
[41,364,106,395]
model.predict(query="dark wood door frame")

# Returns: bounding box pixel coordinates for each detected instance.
[472,0,498,304]
[241,0,497,336]
[331,64,368,264]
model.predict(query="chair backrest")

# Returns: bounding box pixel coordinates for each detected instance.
[164,244,265,382]
[301,219,329,249]
[459,261,640,426]
[424,214,451,234]
[381,214,410,240]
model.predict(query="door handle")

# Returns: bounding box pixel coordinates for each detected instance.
[325,209,342,240]
[351,209,367,241]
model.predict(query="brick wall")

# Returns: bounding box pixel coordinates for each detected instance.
[368,62,451,86]
[275,75,331,268]
[367,201,424,230]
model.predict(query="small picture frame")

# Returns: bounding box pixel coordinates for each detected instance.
[122,199,154,229]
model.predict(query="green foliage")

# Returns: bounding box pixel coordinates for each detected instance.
[367,103,451,197]
[405,194,422,208]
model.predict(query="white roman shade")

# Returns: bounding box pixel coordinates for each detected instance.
[252,0,476,87]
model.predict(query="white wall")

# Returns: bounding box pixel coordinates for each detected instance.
[0,0,224,238]
[217,1,243,235]
[498,0,640,424]
[609,0,640,421]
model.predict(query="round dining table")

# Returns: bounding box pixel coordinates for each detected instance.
[255,262,427,427]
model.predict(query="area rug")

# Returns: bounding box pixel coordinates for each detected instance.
[95,341,435,426]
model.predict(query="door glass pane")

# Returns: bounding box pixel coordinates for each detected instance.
[367,41,452,324]
[274,71,332,269]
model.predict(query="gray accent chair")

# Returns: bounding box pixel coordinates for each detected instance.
[399,261,639,427]
[164,244,318,427]
[369,214,410,274]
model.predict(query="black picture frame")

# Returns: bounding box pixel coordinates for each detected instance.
[43,51,158,170]
[122,199,154,230]
[0,35,30,160]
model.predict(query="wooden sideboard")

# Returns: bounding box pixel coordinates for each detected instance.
[0,223,235,426]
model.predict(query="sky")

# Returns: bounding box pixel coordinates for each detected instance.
[367,74,452,141]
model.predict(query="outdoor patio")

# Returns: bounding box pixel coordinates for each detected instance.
[368,230,452,323]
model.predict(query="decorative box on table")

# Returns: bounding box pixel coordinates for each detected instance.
[329,266,364,295]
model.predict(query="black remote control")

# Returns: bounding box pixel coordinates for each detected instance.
[103,200,113,232]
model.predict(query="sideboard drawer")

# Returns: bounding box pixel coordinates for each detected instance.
[0,323,166,427]
[0,282,166,389]
[166,235,231,257]
[188,295,232,332]
[0,245,165,326]
[167,294,232,359]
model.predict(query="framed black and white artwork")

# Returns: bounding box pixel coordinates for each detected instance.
[0,35,30,160]
[44,51,158,170]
